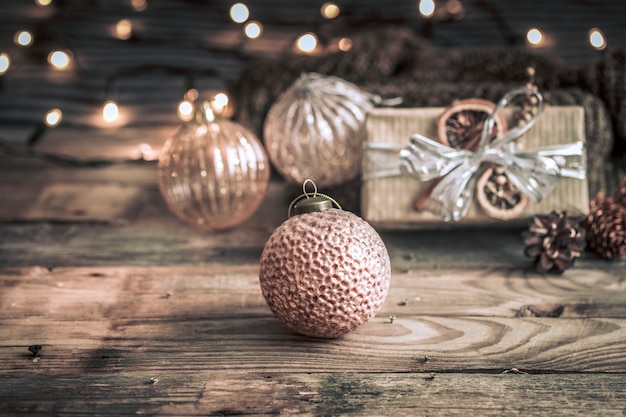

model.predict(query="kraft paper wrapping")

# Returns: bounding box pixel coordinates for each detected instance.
[362,106,589,228]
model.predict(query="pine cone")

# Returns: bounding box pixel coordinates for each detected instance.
[583,194,626,260]
[523,211,586,273]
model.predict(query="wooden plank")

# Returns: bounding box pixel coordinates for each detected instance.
[2,266,625,320]
[0,158,620,269]
[1,263,624,410]
[0,208,619,269]
[2,315,625,373]
[23,183,144,223]
[1,266,625,373]
[0,371,624,416]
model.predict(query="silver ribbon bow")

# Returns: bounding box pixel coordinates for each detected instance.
[366,87,586,222]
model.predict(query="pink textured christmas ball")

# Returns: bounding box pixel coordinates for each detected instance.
[259,208,391,338]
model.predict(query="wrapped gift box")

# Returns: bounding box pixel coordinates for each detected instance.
[362,106,589,228]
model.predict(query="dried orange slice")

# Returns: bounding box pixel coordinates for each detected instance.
[475,165,528,220]
[436,98,507,151]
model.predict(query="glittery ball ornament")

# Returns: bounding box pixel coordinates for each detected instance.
[263,73,374,188]
[158,102,270,231]
[259,182,391,338]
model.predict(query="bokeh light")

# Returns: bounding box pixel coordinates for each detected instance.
[48,50,72,69]
[178,100,195,122]
[588,28,606,50]
[116,19,133,40]
[338,38,352,52]
[230,3,249,23]
[208,92,232,117]
[45,109,63,127]
[296,33,318,53]
[418,0,435,18]
[526,28,544,46]
[321,2,340,19]
[14,30,33,47]
[185,88,199,101]
[0,53,10,74]
[103,101,120,123]
[244,21,262,39]
[131,0,148,11]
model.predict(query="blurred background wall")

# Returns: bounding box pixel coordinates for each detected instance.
[0,0,624,173]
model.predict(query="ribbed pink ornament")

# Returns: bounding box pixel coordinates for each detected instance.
[158,105,270,231]
[259,208,391,338]
[263,73,374,188]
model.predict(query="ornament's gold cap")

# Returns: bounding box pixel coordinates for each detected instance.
[293,195,334,215]
[288,179,342,217]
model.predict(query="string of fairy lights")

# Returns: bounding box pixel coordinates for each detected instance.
[0,0,612,167]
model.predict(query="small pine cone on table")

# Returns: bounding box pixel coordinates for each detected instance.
[522,211,586,274]
[583,194,626,260]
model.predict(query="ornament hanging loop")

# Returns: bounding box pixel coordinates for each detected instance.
[302,178,318,199]
[288,179,342,217]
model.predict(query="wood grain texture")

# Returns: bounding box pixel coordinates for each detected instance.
[1,155,625,415]
[1,371,625,416]
[24,182,144,223]
[1,157,622,270]
[1,266,625,376]
[1,264,625,415]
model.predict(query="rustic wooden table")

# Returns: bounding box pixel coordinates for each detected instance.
[1,155,625,416]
